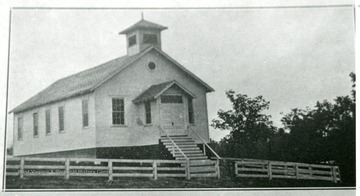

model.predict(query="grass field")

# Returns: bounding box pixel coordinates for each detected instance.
[5,176,343,189]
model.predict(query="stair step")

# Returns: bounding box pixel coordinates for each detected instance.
[172,148,201,152]
[165,144,198,149]
[174,150,203,154]
[161,137,193,141]
[173,153,205,158]
[161,135,188,138]
[190,165,217,173]
[162,141,195,145]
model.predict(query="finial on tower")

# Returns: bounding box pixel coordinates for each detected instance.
[141,12,144,20]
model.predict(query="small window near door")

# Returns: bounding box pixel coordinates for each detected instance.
[145,101,151,124]
[188,98,195,124]
[161,95,183,103]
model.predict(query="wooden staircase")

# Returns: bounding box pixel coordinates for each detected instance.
[160,135,219,178]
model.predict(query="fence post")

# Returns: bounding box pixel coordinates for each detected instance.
[309,166,313,178]
[216,158,220,179]
[234,161,238,177]
[108,160,113,181]
[284,164,288,176]
[65,158,70,180]
[19,157,24,179]
[153,161,158,180]
[268,162,272,180]
[295,164,299,180]
[332,166,337,183]
[185,159,190,180]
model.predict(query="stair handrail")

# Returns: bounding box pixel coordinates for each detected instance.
[187,126,221,160]
[159,125,189,161]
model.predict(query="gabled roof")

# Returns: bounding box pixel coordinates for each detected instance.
[10,46,214,114]
[119,19,168,34]
[133,80,196,104]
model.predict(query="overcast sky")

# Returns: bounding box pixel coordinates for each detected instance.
[6,5,355,145]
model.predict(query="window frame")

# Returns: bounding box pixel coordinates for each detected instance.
[128,35,137,47]
[58,105,65,132]
[33,112,39,138]
[160,95,183,104]
[45,109,51,135]
[82,99,89,128]
[17,116,23,141]
[145,101,152,125]
[112,97,125,126]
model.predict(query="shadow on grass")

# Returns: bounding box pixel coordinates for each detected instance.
[5,176,346,190]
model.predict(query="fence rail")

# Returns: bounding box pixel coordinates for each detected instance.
[234,159,341,183]
[6,157,189,180]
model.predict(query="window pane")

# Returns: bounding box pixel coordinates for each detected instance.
[128,35,136,47]
[143,34,158,44]
[59,106,64,131]
[45,109,51,134]
[188,98,195,124]
[112,98,125,125]
[145,101,151,124]
[82,100,89,127]
[33,113,38,137]
[18,117,23,140]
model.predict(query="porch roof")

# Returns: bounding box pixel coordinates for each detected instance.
[133,80,195,104]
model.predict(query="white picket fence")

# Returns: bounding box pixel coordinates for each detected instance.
[234,158,341,183]
[6,157,190,180]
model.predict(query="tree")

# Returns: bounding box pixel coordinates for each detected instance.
[211,90,275,159]
[280,72,356,185]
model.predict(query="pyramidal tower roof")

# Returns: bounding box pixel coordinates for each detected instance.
[119,19,168,34]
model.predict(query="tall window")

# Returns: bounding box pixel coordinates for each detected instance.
[45,109,51,135]
[33,113,38,137]
[58,106,64,132]
[82,100,89,127]
[143,34,158,44]
[17,116,23,140]
[112,98,125,125]
[188,98,195,124]
[128,35,136,47]
[145,101,151,124]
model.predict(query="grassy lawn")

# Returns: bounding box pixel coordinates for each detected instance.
[5,176,343,189]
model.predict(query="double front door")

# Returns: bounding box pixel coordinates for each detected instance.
[160,95,186,136]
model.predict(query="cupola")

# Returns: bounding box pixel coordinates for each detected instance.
[119,17,168,56]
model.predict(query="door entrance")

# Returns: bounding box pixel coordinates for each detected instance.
[160,95,186,136]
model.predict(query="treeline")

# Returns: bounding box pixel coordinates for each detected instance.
[210,73,355,185]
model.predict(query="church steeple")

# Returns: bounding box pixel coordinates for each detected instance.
[119,17,167,56]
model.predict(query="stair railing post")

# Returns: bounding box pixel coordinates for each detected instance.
[216,158,220,179]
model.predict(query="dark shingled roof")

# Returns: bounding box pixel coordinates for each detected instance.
[10,52,142,114]
[133,80,195,103]
[119,19,168,34]
[10,46,213,114]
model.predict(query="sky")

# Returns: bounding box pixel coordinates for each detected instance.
[5,5,355,145]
